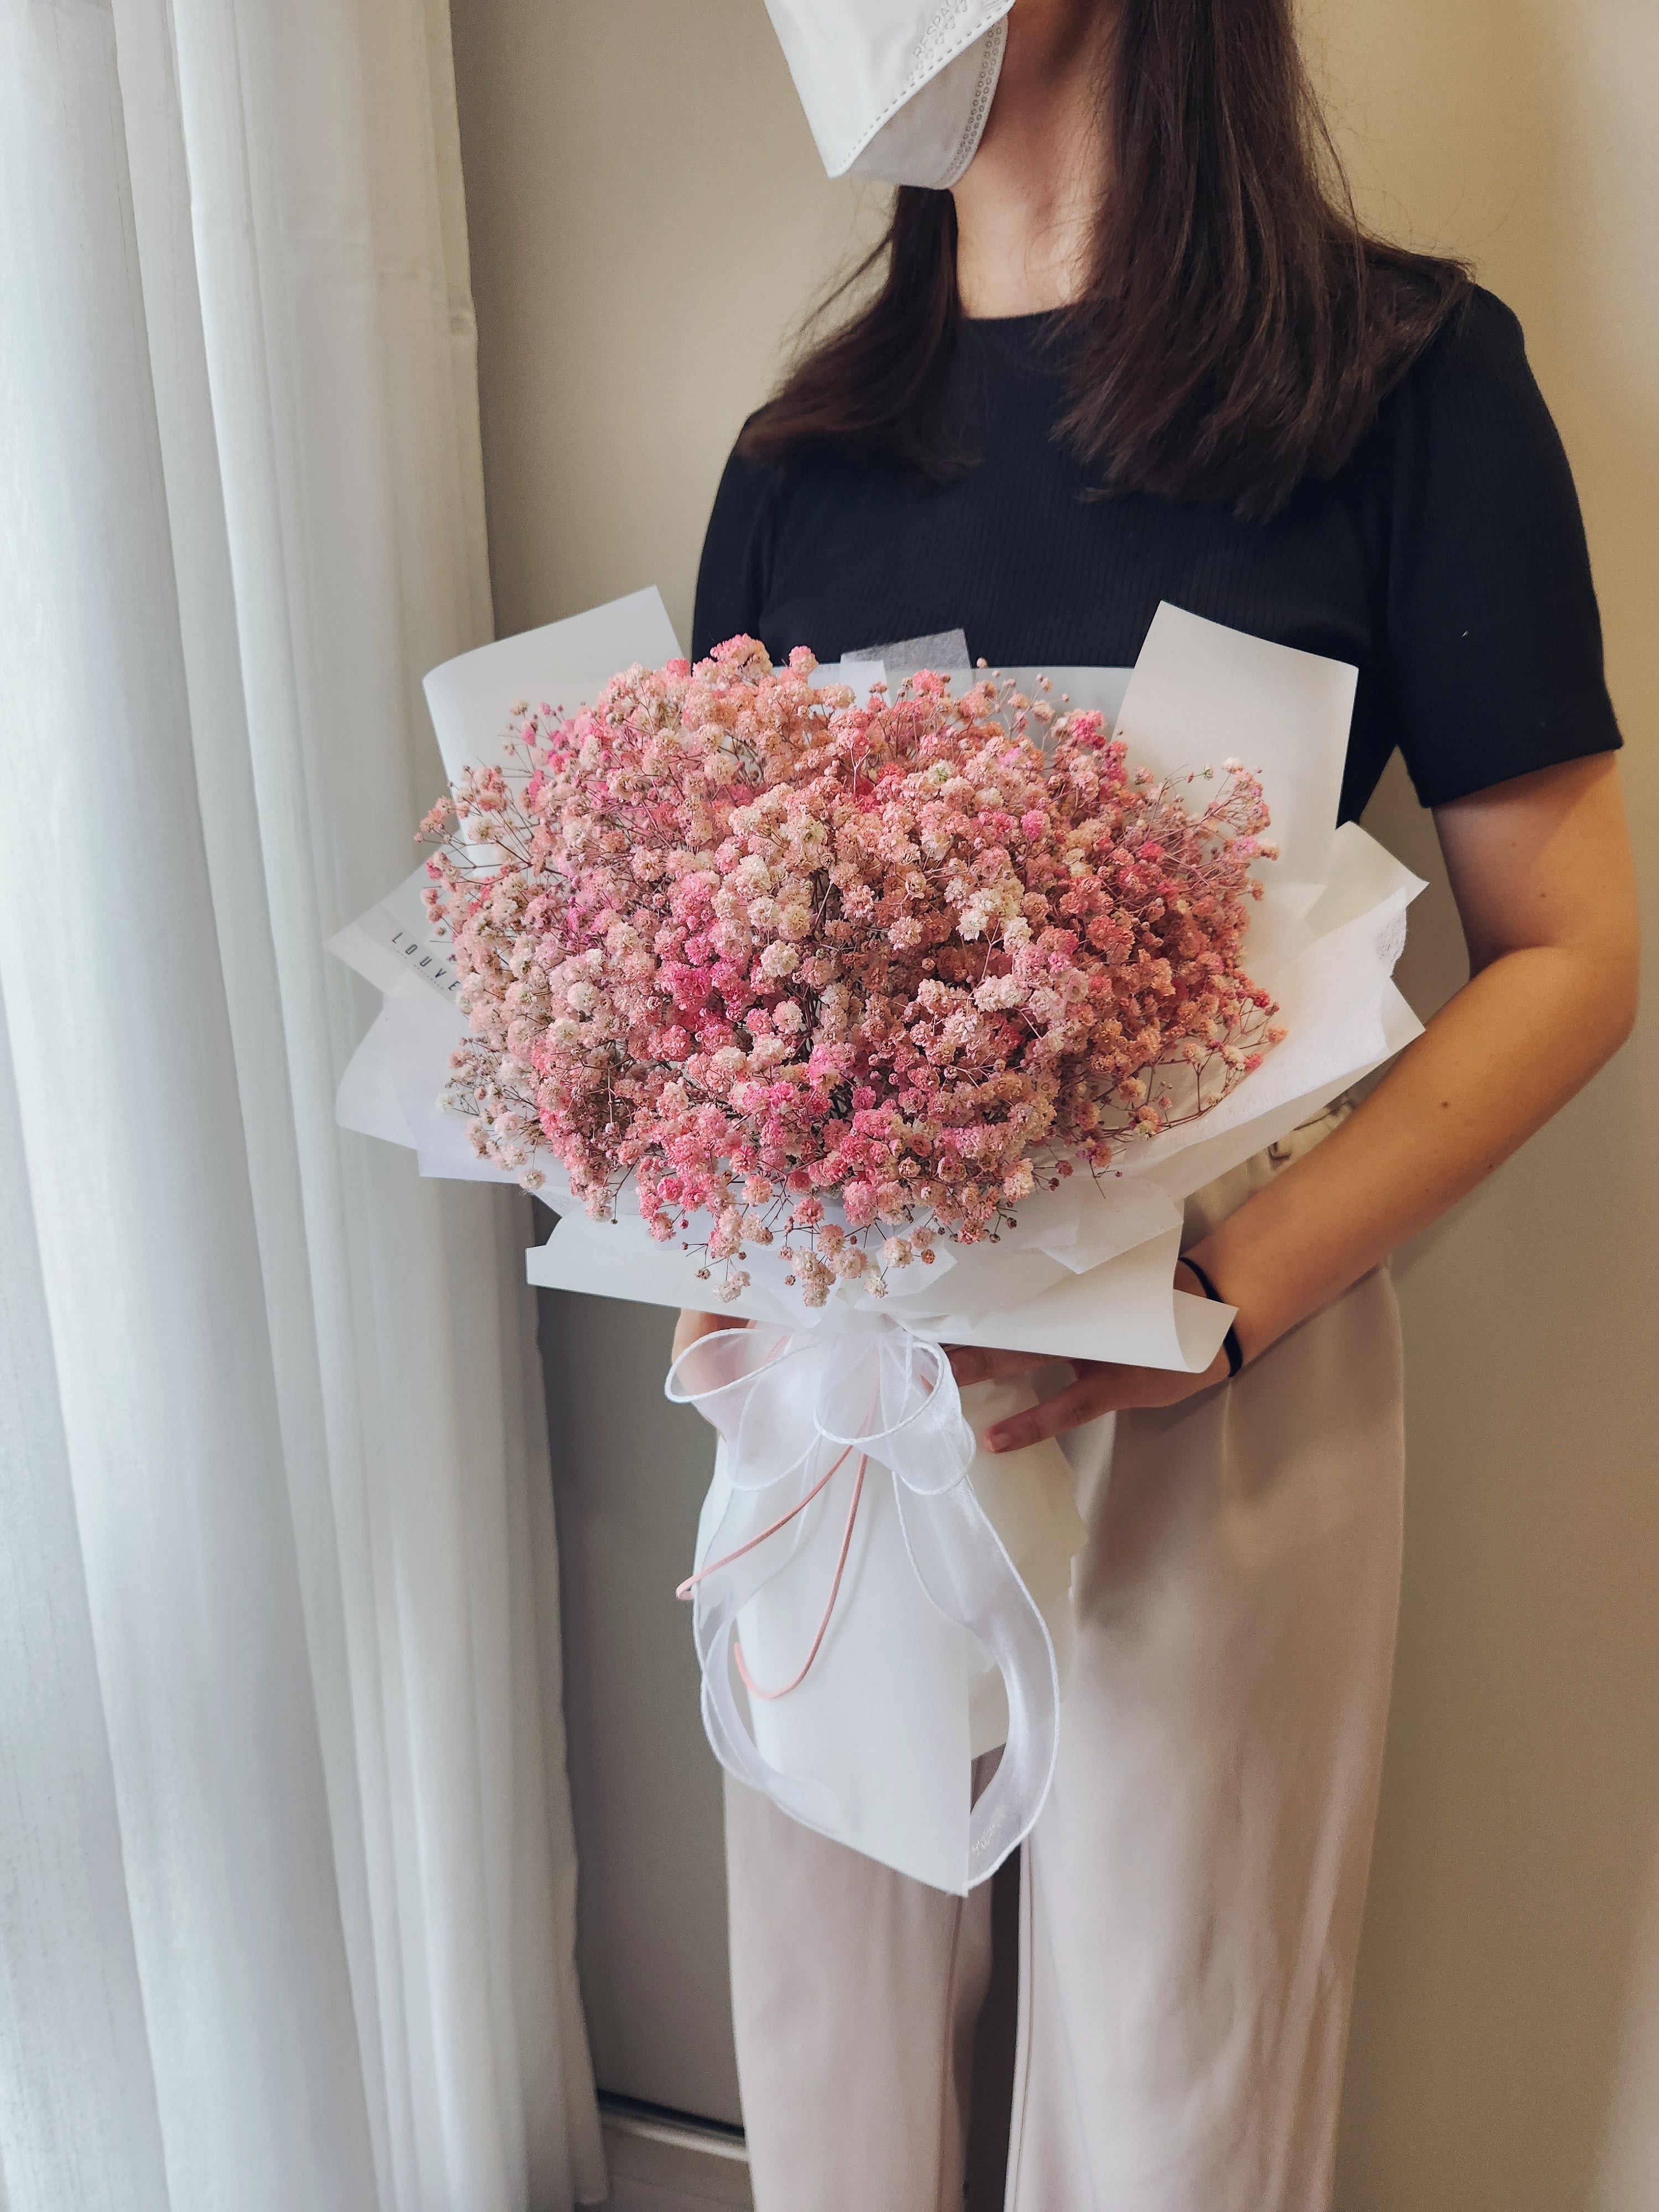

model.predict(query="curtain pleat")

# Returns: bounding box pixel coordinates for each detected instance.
[0,993,175,2212]
[0,0,604,2205]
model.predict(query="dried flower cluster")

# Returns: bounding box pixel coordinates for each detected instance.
[421,639,1282,1305]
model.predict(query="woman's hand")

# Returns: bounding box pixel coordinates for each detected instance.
[949,1258,1228,1452]
[671,1306,748,1364]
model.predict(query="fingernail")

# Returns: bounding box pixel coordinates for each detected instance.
[986,1429,1008,1453]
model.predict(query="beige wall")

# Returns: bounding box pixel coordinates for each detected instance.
[451,0,882,651]
[451,4,1659,2203]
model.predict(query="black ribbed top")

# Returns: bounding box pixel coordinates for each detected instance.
[692,288,1620,822]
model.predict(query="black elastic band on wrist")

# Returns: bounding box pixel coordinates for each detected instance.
[1178,1256,1244,1378]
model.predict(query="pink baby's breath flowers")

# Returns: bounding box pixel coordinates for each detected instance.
[420,639,1282,1306]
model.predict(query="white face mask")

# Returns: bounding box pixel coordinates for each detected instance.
[765,1,1013,190]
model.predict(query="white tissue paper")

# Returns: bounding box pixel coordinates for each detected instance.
[330,589,1424,1891]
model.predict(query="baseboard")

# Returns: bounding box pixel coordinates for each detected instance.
[597,2094,753,2211]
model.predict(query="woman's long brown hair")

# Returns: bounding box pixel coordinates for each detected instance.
[742,0,1470,518]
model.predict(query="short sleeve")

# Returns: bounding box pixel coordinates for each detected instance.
[1383,289,1622,808]
[691,436,781,662]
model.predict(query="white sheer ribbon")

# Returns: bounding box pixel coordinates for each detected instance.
[666,1322,1060,1886]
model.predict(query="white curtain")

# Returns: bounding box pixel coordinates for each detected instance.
[0,0,606,2206]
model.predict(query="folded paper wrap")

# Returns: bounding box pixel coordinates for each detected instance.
[329,589,1425,1890]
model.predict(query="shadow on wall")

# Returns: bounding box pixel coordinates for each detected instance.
[1330,3,1659,2206]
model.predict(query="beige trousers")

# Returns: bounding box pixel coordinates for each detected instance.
[724,1116,1405,2210]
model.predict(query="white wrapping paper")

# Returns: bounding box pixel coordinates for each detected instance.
[330,591,1425,1891]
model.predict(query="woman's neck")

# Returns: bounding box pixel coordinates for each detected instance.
[952,0,1112,319]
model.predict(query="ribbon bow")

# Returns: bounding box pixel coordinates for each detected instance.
[665,1317,1060,1887]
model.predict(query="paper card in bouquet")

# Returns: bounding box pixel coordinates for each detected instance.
[329,588,1425,1891]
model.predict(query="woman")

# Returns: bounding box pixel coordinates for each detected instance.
[677,3,1638,2205]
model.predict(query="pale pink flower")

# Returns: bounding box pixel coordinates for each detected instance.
[422,639,1281,1304]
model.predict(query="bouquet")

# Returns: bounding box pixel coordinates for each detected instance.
[330,590,1425,1891]
[419,639,1286,1311]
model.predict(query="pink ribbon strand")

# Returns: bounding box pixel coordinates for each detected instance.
[677,1444,868,1700]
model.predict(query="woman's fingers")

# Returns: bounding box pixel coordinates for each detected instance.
[985,1369,1129,1452]
[671,1307,748,1360]
[983,1350,1228,1449]
[946,1344,1056,1387]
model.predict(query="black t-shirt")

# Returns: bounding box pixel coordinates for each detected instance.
[692,288,1620,823]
